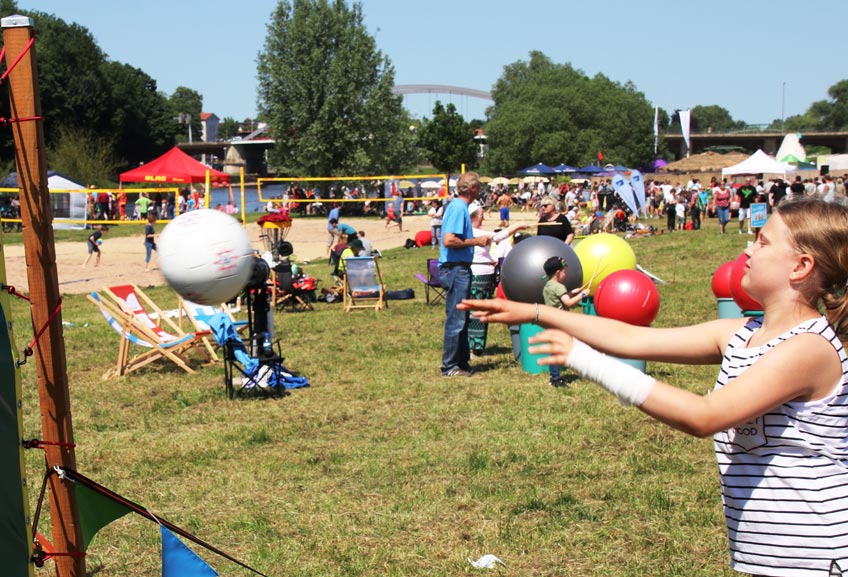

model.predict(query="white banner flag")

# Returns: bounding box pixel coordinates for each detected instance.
[653,107,659,154]
[630,170,648,218]
[679,109,691,157]
[611,174,638,216]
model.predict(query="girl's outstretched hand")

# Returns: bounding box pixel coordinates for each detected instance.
[527,328,574,367]
[458,299,534,326]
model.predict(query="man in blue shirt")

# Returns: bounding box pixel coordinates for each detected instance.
[439,172,492,377]
[326,203,341,255]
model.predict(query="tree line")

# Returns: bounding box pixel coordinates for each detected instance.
[1,0,846,186]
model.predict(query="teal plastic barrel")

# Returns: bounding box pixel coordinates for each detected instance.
[717,298,743,319]
[519,323,549,374]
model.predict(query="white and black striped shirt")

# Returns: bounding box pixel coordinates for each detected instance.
[714,316,848,577]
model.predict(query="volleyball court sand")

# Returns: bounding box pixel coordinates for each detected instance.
[0,211,505,296]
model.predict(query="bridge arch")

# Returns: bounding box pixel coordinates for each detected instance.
[392,84,492,119]
[392,84,493,101]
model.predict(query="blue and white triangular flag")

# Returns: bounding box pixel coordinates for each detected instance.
[161,525,219,577]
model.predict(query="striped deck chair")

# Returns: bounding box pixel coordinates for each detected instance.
[87,284,212,377]
[177,297,249,361]
[342,256,387,312]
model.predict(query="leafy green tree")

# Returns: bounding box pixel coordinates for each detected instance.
[0,5,184,178]
[667,105,744,133]
[102,61,177,165]
[256,0,411,176]
[779,79,848,132]
[169,86,203,143]
[0,8,111,162]
[417,101,477,172]
[47,125,120,187]
[217,117,241,140]
[482,52,655,174]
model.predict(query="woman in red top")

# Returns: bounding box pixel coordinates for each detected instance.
[713,182,732,234]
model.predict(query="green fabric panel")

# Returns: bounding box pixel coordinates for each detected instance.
[75,482,132,550]
[0,302,32,576]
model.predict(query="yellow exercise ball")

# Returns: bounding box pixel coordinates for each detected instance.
[573,233,637,293]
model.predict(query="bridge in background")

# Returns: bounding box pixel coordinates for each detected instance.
[391,84,493,101]
[664,130,848,160]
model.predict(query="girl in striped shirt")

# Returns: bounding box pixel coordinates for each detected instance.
[460,198,848,576]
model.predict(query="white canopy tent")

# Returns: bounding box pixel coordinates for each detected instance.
[721,149,796,178]
[1,171,88,229]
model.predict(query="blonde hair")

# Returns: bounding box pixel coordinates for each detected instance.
[778,199,848,342]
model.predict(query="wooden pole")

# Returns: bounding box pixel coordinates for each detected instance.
[1,15,85,577]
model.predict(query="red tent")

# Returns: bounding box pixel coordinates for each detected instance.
[119,146,230,184]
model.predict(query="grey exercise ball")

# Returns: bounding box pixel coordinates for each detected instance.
[501,235,583,303]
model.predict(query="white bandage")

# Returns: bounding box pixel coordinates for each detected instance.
[566,338,656,407]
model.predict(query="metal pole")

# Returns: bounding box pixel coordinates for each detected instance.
[781,82,786,131]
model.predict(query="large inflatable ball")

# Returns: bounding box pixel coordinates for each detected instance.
[711,261,735,299]
[573,233,637,293]
[729,253,762,312]
[414,230,433,247]
[595,270,661,326]
[158,209,255,305]
[501,235,582,303]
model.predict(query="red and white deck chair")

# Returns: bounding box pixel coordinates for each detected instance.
[87,284,213,377]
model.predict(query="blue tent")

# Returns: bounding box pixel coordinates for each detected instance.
[519,163,556,175]
[575,165,603,174]
[553,163,577,174]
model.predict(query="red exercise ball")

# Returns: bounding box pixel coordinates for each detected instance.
[729,254,762,312]
[414,230,432,247]
[594,270,661,326]
[711,261,735,298]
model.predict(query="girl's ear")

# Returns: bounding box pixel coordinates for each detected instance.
[790,254,815,282]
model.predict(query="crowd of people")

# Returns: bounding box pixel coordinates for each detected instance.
[85,187,240,222]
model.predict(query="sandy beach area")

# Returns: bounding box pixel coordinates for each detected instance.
[2,210,541,296]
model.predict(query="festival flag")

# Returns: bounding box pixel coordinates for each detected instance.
[161,526,219,577]
[678,109,691,157]
[611,174,638,216]
[653,107,659,154]
[74,481,132,550]
[597,150,604,162]
[58,468,270,576]
[629,170,648,218]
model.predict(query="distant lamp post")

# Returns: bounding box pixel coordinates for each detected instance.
[781,82,787,132]
[176,112,193,143]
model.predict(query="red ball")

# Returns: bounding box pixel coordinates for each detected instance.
[495,282,507,300]
[729,254,762,312]
[711,261,735,298]
[594,270,660,326]
[414,230,432,247]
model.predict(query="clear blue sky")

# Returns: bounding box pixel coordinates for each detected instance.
[15,0,848,126]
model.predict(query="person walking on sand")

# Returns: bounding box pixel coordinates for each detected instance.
[496,190,514,228]
[144,212,157,270]
[82,225,108,267]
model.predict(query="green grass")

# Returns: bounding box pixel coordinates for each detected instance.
[12,220,752,577]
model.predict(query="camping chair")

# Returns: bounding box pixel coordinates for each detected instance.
[273,261,314,312]
[87,285,213,377]
[206,315,309,399]
[414,258,446,305]
[177,297,249,361]
[342,256,387,312]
